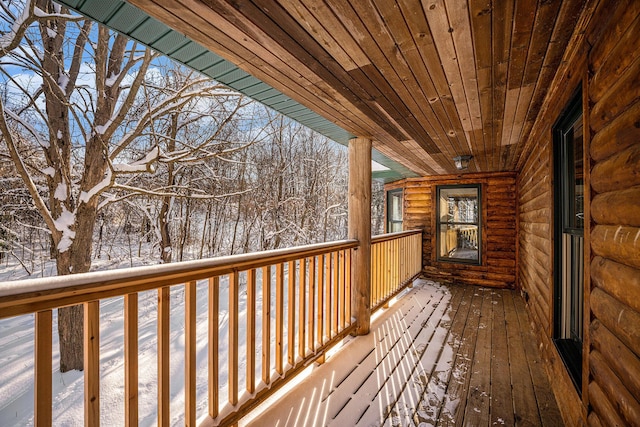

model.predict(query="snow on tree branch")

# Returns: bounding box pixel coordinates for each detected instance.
[0,98,57,239]
[0,0,35,56]
[53,205,75,253]
[112,146,160,173]
[32,6,83,21]
[78,167,112,205]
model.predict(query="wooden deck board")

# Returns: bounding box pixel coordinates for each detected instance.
[245,279,562,427]
[489,290,516,426]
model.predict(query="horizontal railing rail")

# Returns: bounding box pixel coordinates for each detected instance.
[371,230,423,311]
[0,240,357,318]
[0,240,357,427]
[0,231,423,426]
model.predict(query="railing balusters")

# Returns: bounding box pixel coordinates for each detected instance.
[387,240,392,298]
[124,294,138,427]
[325,253,331,342]
[158,287,170,426]
[262,266,271,385]
[229,271,239,406]
[35,310,52,426]
[339,250,345,330]
[275,263,284,375]
[2,234,422,427]
[371,243,377,306]
[308,256,315,352]
[287,260,296,367]
[185,281,197,426]
[208,277,219,418]
[84,301,100,425]
[332,251,339,337]
[345,249,352,325]
[246,269,256,394]
[298,258,306,360]
[369,231,422,312]
[317,254,324,348]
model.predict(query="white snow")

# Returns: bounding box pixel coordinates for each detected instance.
[46,27,57,38]
[33,6,77,20]
[52,206,75,253]
[53,182,67,201]
[42,167,55,178]
[79,168,112,204]
[5,110,49,148]
[94,118,114,135]
[58,73,69,92]
[57,130,62,139]
[105,71,121,88]
[0,271,240,426]
[0,0,32,50]
[113,147,160,174]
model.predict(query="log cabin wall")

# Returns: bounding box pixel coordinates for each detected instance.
[384,171,517,289]
[517,0,640,425]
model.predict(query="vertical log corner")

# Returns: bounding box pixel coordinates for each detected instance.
[348,137,372,336]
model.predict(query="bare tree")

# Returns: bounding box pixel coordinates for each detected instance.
[0,0,250,370]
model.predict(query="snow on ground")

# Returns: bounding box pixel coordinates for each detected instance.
[0,252,295,426]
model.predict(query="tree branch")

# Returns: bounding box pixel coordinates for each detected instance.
[0,97,58,239]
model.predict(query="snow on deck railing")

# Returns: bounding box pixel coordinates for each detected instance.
[0,232,423,426]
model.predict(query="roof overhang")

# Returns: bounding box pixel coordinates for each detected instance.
[55,0,586,179]
[55,0,417,182]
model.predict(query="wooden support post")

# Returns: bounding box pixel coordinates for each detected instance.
[349,137,372,335]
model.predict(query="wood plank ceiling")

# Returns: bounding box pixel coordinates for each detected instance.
[126,0,586,176]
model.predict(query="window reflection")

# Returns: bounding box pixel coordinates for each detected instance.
[437,186,480,263]
[387,189,403,232]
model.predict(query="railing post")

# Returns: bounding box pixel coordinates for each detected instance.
[348,137,372,335]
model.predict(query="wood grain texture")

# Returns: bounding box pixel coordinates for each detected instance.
[386,172,516,288]
[185,281,197,426]
[34,310,52,426]
[124,294,138,426]
[124,0,586,175]
[84,301,100,426]
[348,137,372,334]
[158,287,170,426]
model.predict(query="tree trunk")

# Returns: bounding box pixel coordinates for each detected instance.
[58,306,84,372]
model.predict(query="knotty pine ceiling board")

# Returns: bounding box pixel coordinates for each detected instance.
[61,0,587,177]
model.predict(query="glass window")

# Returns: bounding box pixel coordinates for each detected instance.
[436,185,481,264]
[386,189,403,232]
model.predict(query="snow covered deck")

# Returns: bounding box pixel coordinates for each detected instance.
[244,279,562,427]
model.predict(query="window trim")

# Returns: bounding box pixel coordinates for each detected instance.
[435,184,482,266]
[552,86,584,394]
[386,189,403,233]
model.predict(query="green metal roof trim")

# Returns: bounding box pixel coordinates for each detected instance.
[55,0,417,182]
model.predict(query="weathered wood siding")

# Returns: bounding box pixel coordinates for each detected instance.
[385,172,517,289]
[517,0,640,425]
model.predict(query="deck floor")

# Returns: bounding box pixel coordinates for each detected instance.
[246,279,562,427]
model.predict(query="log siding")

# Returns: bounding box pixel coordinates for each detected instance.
[517,0,640,425]
[385,171,517,289]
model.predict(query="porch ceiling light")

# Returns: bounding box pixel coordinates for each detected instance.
[453,155,473,170]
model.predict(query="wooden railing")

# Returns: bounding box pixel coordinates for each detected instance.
[0,231,422,426]
[370,230,423,311]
